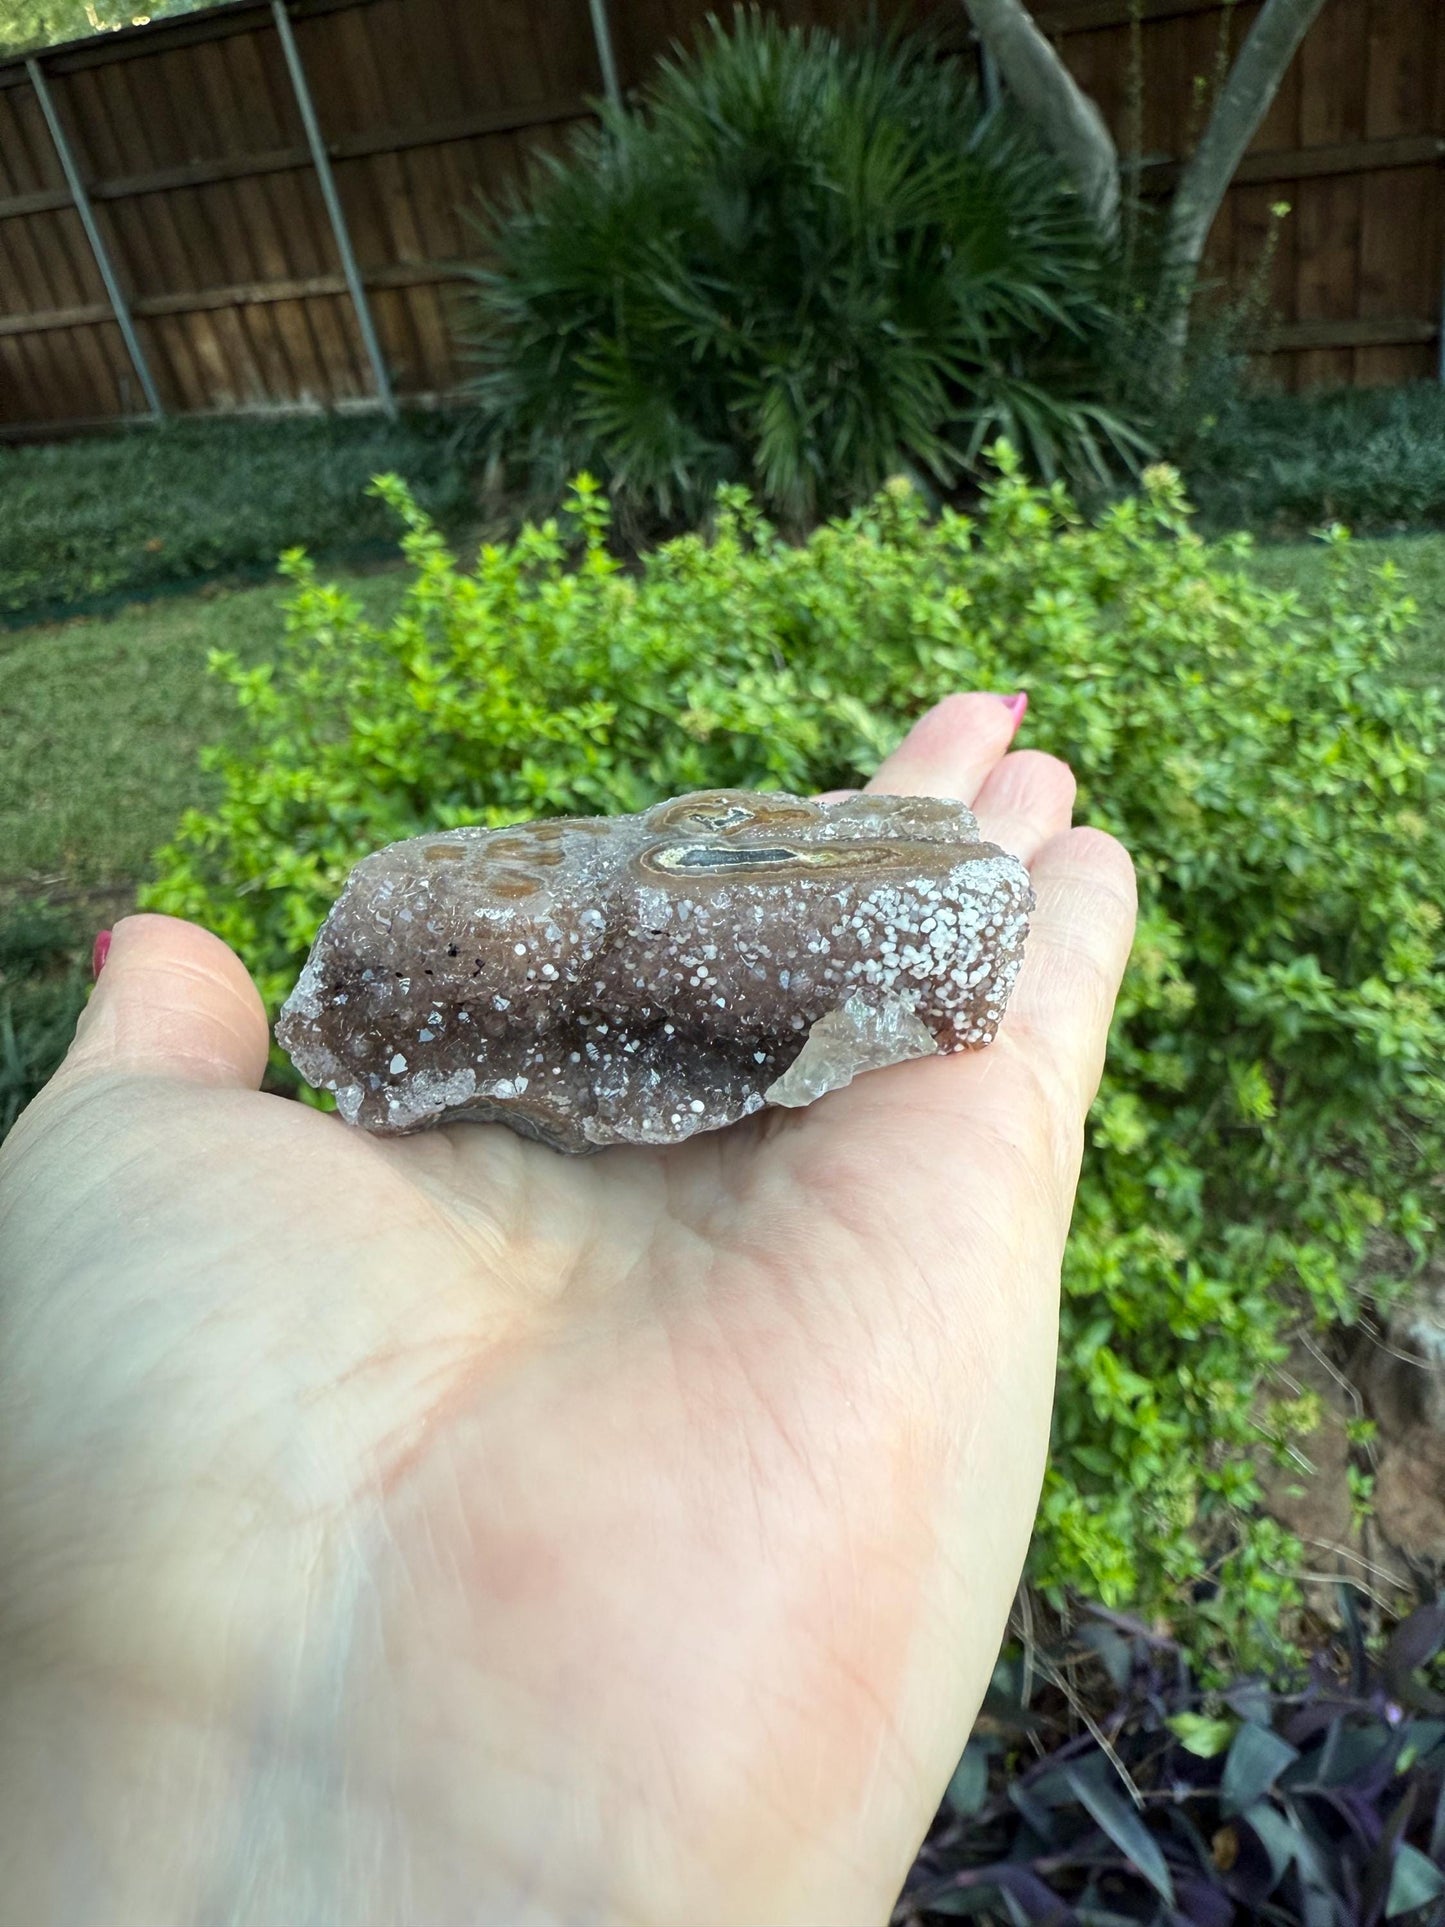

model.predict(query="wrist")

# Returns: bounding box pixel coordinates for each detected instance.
[0,1662,372,1927]
[0,1657,629,1927]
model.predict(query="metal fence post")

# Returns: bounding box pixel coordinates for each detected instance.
[26,55,163,419]
[587,0,623,112]
[271,0,396,416]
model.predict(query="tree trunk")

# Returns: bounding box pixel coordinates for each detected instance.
[1161,0,1328,354]
[960,0,1121,240]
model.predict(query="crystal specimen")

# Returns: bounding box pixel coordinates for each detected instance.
[276,789,1034,1153]
[762,993,940,1109]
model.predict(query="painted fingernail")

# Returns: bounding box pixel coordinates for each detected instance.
[997,691,1028,726]
[92,930,111,979]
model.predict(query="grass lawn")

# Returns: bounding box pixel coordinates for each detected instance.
[0,566,408,897]
[2,529,1442,1130]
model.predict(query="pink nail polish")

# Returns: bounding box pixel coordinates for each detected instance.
[92,930,111,979]
[998,692,1028,726]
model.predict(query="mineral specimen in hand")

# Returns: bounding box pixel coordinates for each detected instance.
[276,789,1033,1153]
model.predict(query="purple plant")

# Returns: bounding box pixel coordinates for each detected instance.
[897,1601,1445,1927]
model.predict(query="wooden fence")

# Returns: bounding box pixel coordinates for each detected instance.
[0,0,953,434]
[0,0,1441,435]
[1045,0,1445,392]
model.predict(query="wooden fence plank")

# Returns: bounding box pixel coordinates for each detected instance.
[1257,317,1438,350]
[0,89,582,218]
[1141,131,1445,196]
[1040,0,1228,27]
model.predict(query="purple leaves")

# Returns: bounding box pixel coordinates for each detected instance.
[896,1608,1445,1927]
[1220,1723,1299,1816]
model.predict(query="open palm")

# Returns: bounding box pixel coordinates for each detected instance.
[0,695,1135,1927]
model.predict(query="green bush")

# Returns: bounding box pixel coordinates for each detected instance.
[143,459,1445,1666]
[1181,382,1445,537]
[0,410,472,624]
[463,11,1143,526]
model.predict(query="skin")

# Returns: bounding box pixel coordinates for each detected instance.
[0,694,1135,1927]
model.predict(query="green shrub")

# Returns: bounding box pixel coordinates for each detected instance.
[143,459,1445,1666]
[462,11,1144,526]
[1181,382,1445,538]
[0,410,472,624]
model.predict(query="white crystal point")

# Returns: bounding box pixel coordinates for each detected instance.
[763,993,939,1109]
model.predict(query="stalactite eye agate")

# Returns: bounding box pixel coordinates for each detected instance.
[275,788,1034,1153]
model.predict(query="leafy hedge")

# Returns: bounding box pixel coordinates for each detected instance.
[143,458,1445,1662]
[0,411,471,624]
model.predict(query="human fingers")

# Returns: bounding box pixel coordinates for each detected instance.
[971,749,1077,866]
[859,702,1129,1122]
[1001,827,1137,1122]
[864,691,1027,803]
[56,913,271,1092]
[777,760,1130,1223]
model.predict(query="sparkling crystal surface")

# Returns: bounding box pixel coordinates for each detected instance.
[276,789,1034,1153]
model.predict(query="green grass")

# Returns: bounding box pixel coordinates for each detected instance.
[0,567,407,891]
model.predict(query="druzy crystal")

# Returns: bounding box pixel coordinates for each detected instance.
[276,789,1033,1153]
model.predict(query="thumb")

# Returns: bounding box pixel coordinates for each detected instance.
[62,914,271,1092]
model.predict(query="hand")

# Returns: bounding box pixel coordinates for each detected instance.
[0,694,1135,1927]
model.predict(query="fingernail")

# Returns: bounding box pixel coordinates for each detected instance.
[997,692,1028,726]
[92,930,111,980]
